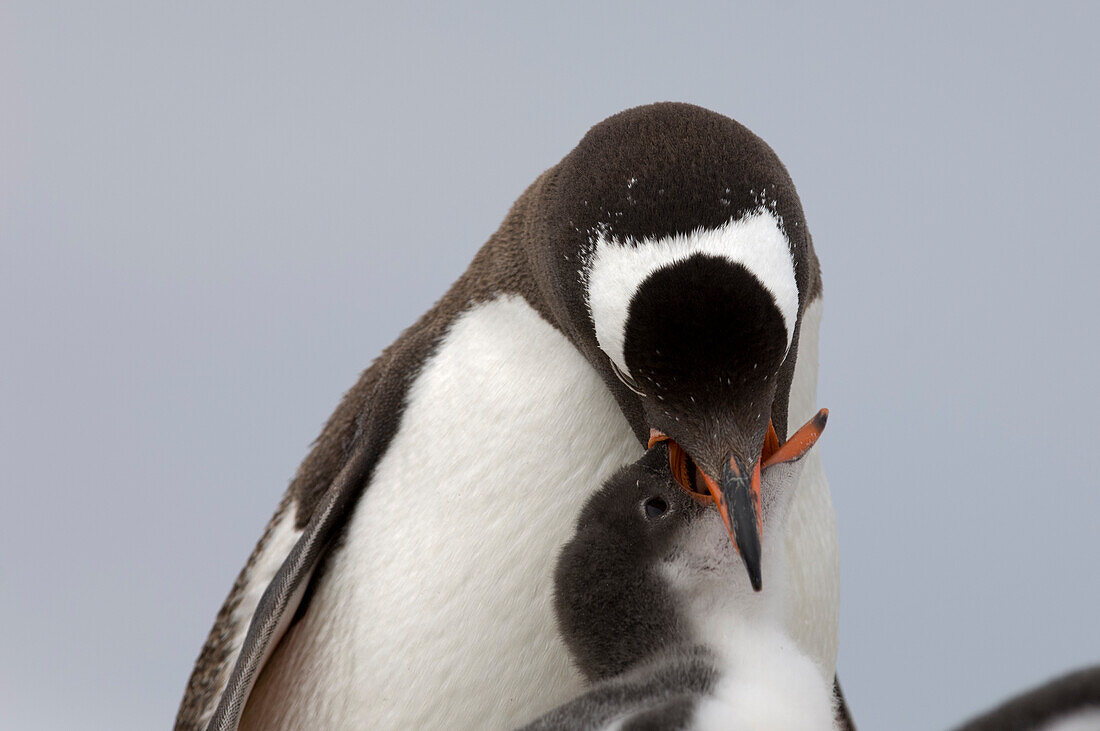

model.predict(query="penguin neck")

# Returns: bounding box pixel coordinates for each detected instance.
[470,171,652,441]
[667,523,837,729]
[677,538,793,662]
[460,175,557,326]
[468,171,605,370]
[689,583,790,676]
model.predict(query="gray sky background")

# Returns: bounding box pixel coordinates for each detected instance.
[2,3,1098,729]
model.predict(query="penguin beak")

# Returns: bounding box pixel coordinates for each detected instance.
[701,457,764,591]
[702,408,829,592]
[649,408,829,592]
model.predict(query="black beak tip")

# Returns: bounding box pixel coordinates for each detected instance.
[741,543,763,592]
[723,461,764,593]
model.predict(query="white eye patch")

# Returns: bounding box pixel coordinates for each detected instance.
[584,208,799,381]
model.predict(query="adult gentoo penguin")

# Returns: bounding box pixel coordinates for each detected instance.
[523,409,836,730]
[176,102,840,730]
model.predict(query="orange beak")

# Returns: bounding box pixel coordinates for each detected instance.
[651,408,829,592]
[762,408,829,469]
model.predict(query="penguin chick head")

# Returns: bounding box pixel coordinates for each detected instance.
[526,103,821,592]
[554,416,824,682]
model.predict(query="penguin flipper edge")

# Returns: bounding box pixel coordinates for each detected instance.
[203,441,375,731]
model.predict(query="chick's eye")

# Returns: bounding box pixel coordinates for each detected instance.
[643,496,668,519]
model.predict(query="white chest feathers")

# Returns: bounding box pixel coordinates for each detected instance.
[692,624,838,730]
[241,294,642,730]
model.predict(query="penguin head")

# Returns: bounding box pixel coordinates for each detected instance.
[527,103,821,591]
[555,417,825,681]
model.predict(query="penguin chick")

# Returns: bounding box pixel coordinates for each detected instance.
[524,411,837,730]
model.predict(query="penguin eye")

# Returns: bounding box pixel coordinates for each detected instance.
[643,496,668,519]
[610,359,645,397]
